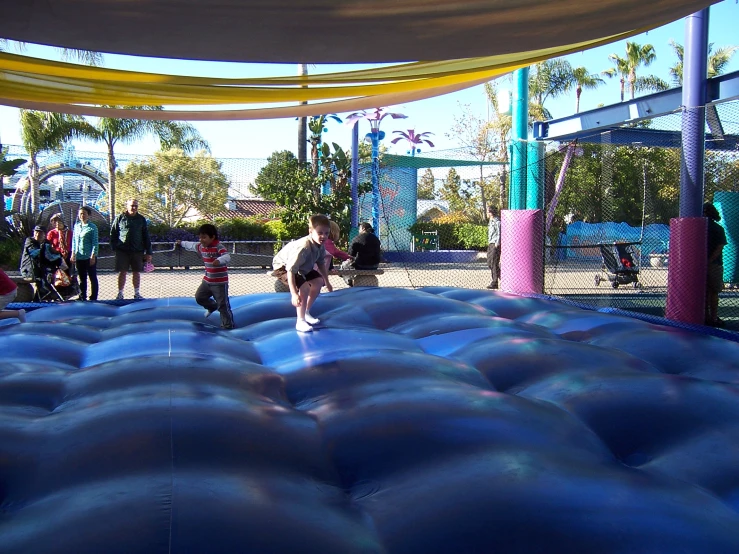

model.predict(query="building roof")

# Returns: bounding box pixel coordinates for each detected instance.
[417,200,450,217]
[214,199,280,220]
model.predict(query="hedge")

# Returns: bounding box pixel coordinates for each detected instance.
[408,221,487,250]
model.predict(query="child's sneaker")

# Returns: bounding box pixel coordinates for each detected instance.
[17,309,26,324]
[133,293,145,300]
[116,292,124,300]
[295,319,313,333]
[304,313,320,325]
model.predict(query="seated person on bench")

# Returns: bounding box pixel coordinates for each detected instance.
[340,222,382,285]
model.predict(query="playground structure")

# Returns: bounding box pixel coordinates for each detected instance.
[6,146,110,215]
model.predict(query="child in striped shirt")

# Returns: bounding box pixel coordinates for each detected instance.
[176,224,235,329]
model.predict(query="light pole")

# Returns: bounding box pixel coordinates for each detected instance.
[345,108,407,233]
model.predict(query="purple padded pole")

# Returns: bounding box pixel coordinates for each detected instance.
[667,9,709,325]
[665,218,707,324]
[500,209,544,294]
[679,8,709,218]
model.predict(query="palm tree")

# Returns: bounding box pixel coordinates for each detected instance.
[390,129,435,156]
[307,114,342,180]
[19,110,87,215]
[604,41,666,100]
[529,59,576,116]
[668,40,738,85]
[572,67,605,113]
[0,40,103,66]
[153,121,211,154]
[602,54,629,102]
[79,109,209,221]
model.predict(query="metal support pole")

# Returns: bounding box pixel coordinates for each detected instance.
[526,140,544,209]
[510,68,529,210]
[679,9,709,217]
[351,122,359,232]
[370,131,380,233]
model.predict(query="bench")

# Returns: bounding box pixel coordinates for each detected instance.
[7,275,35,302]
[269,268,384,291]
[329,268,384,287]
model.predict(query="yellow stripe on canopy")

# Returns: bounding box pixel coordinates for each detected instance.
[0,26,650,120]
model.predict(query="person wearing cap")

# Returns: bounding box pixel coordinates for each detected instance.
[110,198,152,300]
[20,225,62,281]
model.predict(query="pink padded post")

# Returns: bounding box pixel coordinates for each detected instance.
[500,209,544,294]
[665,217,707,324]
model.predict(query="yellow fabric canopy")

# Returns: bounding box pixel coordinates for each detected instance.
[0,28,654,121]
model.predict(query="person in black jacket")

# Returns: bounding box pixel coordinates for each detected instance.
[110,198,152,300]
[349,222,382,269]
[340,222,382,286]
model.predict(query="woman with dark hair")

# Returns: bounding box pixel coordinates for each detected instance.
[704,202,727,327]
[71,206,99,301]
[47,213,72,266]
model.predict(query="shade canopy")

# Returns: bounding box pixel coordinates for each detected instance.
[0,0,717,120]
[2,0,715,63]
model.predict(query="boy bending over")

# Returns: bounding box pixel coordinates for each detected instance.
[272,214,333,332]
[176,224,235,329]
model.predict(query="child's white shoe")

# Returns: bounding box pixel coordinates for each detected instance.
[304,313,320,325]
[295,319,313,333]
[17,309,26,323]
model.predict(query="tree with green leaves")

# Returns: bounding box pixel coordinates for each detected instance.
[668,40,738,85]
[78,108,209,221]
[604,41,668,101]
[19,110,87,215]
[529,59,577,119]
[418,168,436,200]
[115,149,229,227]
[447,104,499,217]
[572,67,605,113]
[252,145,365,237]
[438,168,467,213]
[0,145,27,230]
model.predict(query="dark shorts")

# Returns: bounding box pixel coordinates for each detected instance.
[272,267,323,289]
[115,250,145,272]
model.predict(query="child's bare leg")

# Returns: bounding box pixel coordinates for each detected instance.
[0,309,25,322]
[305,278,323,313]
[296,281,311,320]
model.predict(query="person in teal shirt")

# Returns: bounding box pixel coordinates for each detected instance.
[71,206,99,301]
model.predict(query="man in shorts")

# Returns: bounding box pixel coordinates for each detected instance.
[110,198,152,300]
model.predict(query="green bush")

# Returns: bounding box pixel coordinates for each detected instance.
[456,223,488,250]
[408,221,487,250]
[0,237,23,271]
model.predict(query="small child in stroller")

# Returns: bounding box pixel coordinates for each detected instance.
[20,225,78,301]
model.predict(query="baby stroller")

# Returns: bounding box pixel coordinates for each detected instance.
[594,242,642,289]
[20,240,79,302]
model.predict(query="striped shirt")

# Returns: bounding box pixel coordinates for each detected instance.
[180,240,231,283]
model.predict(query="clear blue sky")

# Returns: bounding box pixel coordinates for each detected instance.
[1,1,737,162]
